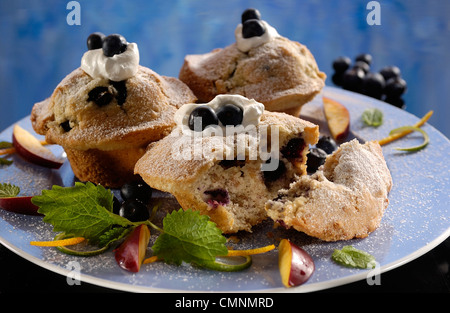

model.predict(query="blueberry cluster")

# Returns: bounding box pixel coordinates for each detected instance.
[332,54,407,109]
[306,136,338,173]
[188,103,244,131]
[241,8,266,38]
[87,32,128,57]
[113,180,153,222]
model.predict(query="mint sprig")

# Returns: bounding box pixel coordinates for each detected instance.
[32,182,229,269]
[0,183,20,198]
[332,245,376,269]
[32,182,133,244]
[152,209,228,266]
[362,108,383,127]
[0,141,13,149]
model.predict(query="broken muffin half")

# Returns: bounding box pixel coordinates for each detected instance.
[135,95,318,233]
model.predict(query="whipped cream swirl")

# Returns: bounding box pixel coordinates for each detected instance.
[81,43,139,81]
[174,94,265,136]
[235,21,280,52]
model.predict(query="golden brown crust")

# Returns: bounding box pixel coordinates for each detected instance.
[179,37,326,115]
[265,140,393,241]
[65,146,145,188]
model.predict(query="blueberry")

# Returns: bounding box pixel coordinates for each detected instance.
[102,34,127,57]
[353,60,370,74]
[332,72,344,86]
[118,199,150,222]
[87,32,105,50]
[385,96,406,109]
[204,188,230,208]
[384,77,407,98]
[216,104,244,126]
[379,66,401,81]
[355,53,373,66]
[342,68,365,92]
[281,137,306,159]
[241,8,261,23]
[60,121,72,132]
[188,106,219,131]
[332,56,351,74]
[306,147,327,173]
[316,136,337,154]
[113,196,122,215]
[88,86,113,107]
[362,72,386,99]
[263,158,286,183]
[242,19,266,38]
[110,80,127,105]
[120,181,152,203]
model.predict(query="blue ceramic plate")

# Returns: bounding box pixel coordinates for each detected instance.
[0,86,449,292]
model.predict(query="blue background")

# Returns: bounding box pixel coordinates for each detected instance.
[0,0,449,138]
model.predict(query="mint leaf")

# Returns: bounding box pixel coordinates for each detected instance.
[31,182,133,243]
[332,245,376,269]
[0,141,13,149]
[362,108,383,127]
[97,226,131,248]
[0,183,20,198]
[0,157,13,166]
[152,209,228,266]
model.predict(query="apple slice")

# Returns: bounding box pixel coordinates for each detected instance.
[12,124,64,169]
[323,97,350,142]
[278,239,314,288]
[114,224,151,273]
[0,195,40,215]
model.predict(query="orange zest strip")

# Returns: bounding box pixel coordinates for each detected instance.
[0,140,48,156]
[30,237,85,247]
[0,147,16,156]
[226,244,276,256]
[143,256,160,264]
[378,110,433,146]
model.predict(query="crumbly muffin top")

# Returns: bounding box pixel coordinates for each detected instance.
[31,66,196,150]
[179,36,326,111]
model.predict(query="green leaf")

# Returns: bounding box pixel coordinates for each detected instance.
[362,108,383,127]
[152,209,228,266]
[0,157,13,166]
[332,245,376,269]
[31,182,133,243]
[0,183,20,198]
[0,141,13,149]
[97,226,132,248]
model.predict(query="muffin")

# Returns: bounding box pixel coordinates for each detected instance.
[31,33,197,188]
[265,139,393,241]
[135,94,319,233]
[179,8,326,117]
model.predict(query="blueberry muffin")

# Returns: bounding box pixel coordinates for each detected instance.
[135,94,319,233]
[265,139,393,241]
[179,8,326,117]
[31,33,196,188]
